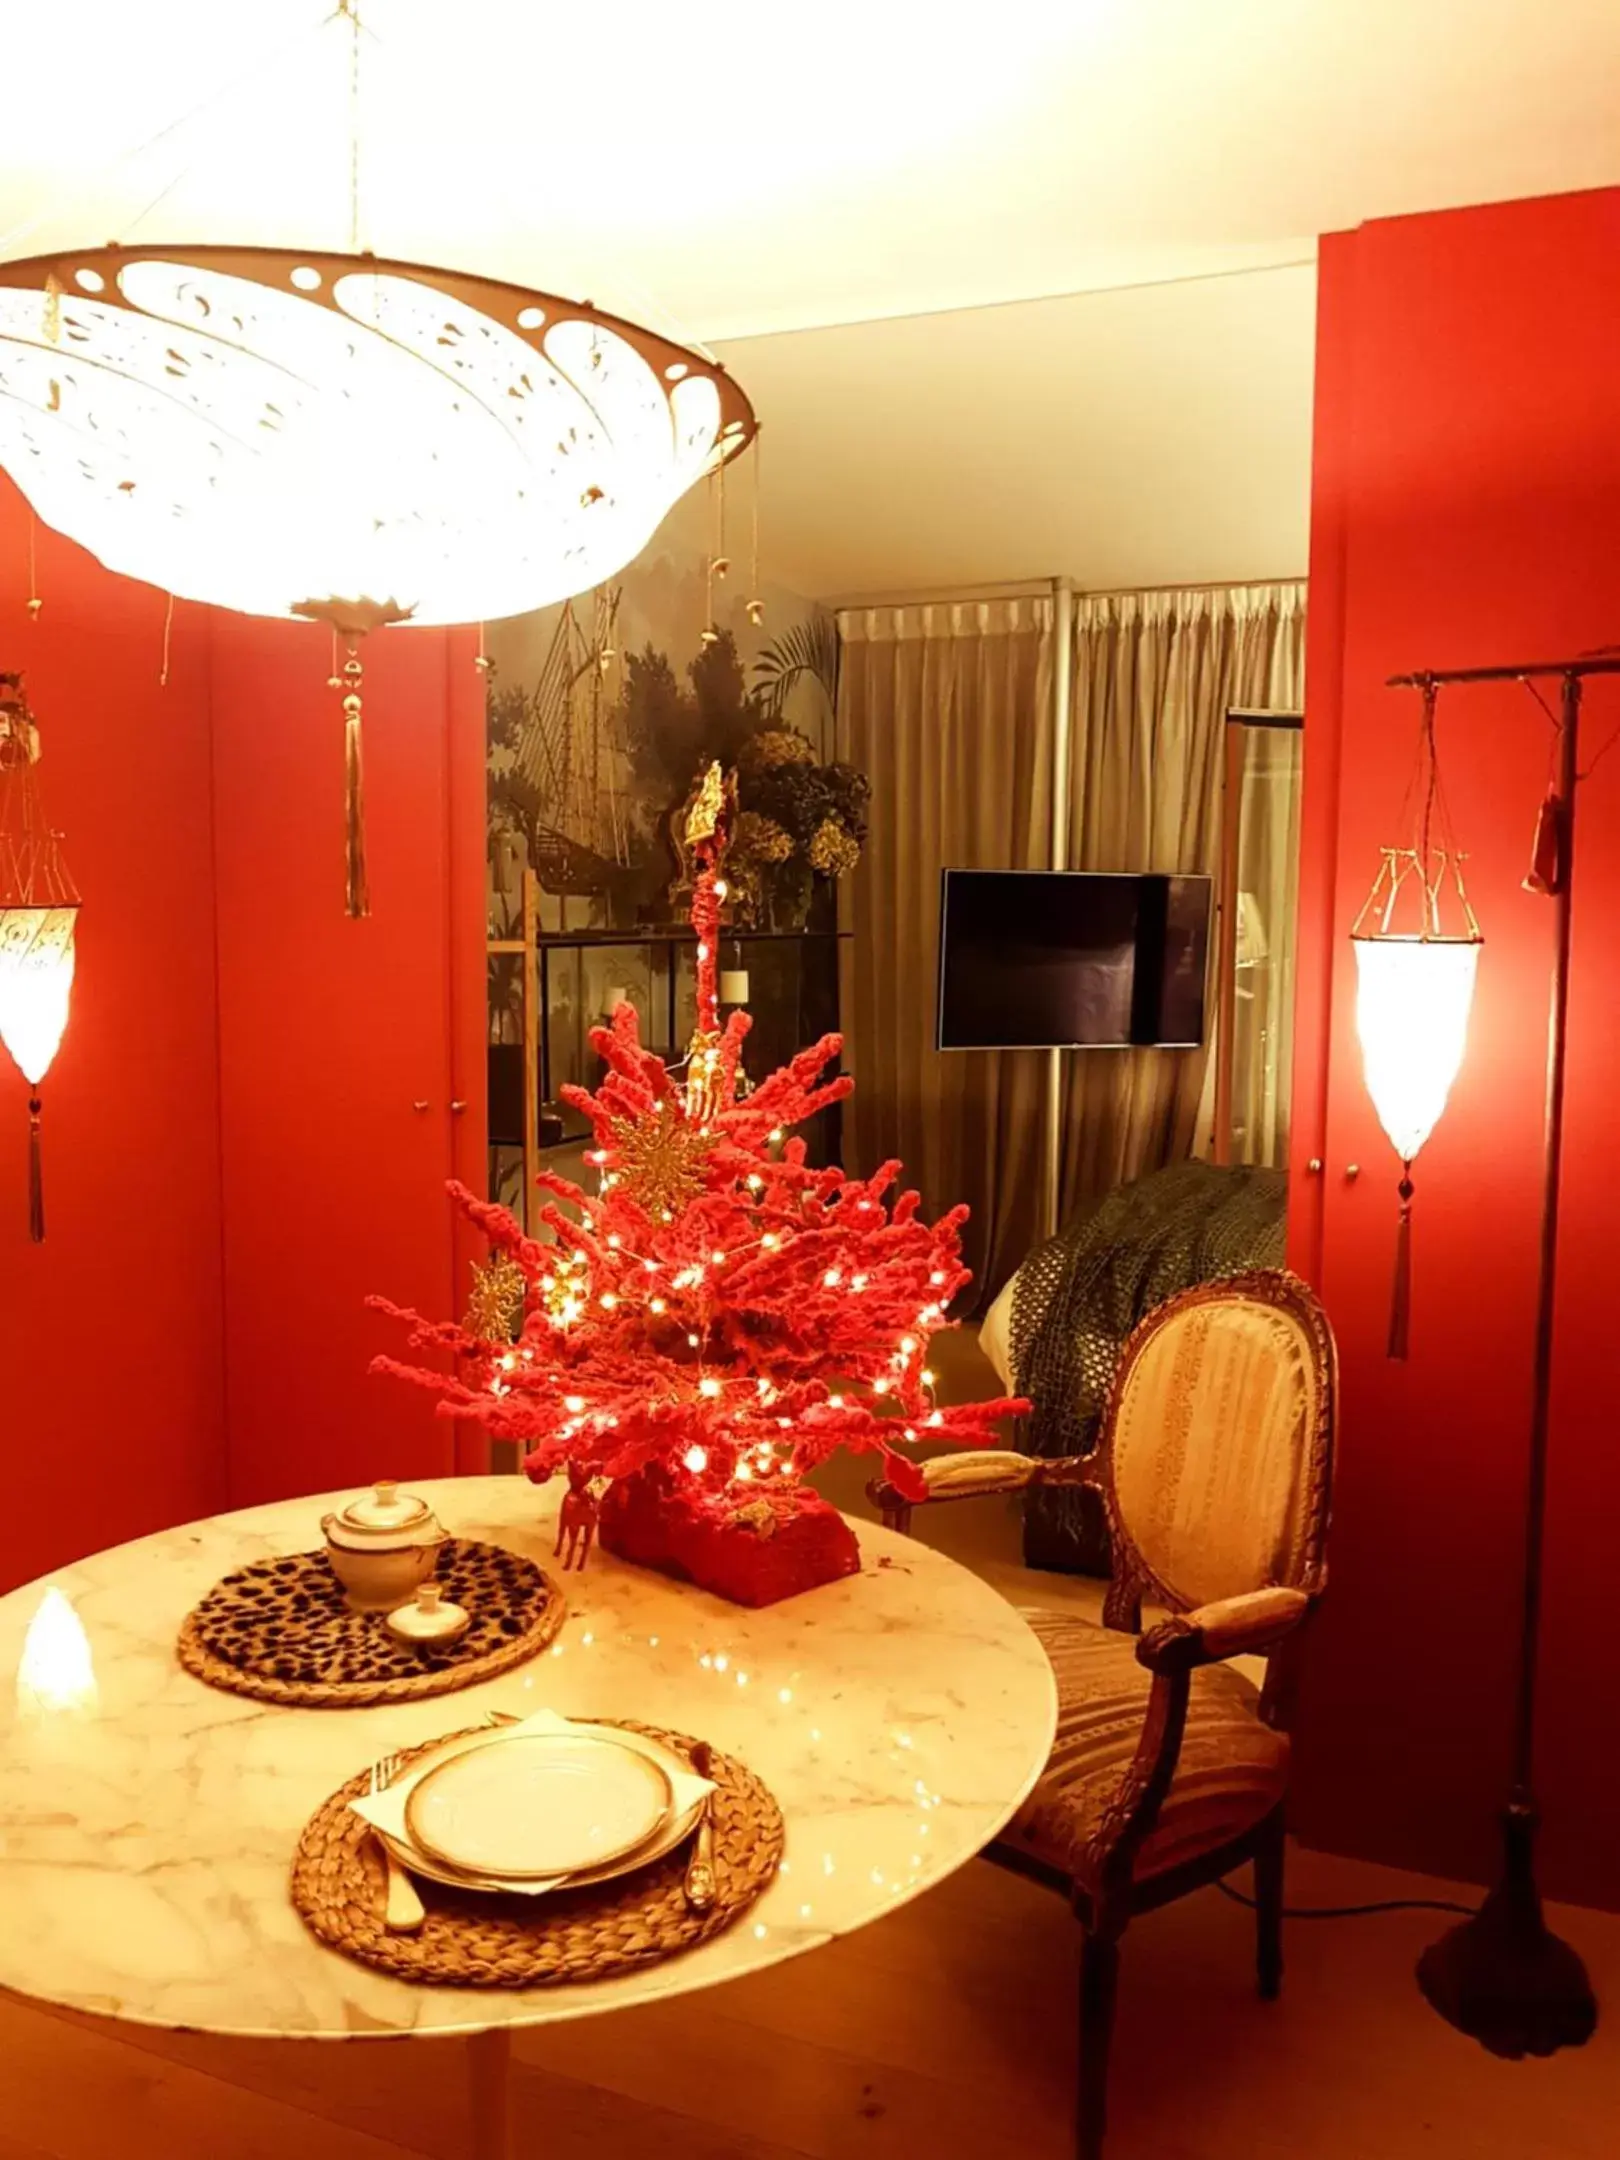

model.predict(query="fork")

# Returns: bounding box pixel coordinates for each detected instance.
[369,1751,427,1934]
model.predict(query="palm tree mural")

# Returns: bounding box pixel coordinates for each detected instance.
[752,613,841,733]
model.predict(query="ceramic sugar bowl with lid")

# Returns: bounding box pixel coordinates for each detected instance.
[321,1480,447,1612]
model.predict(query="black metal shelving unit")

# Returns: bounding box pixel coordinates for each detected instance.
[490,927,848,1174]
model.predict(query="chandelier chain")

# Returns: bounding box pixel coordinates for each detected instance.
[341,0,364,253]
[0,7,336,262]
[750,430,761,605]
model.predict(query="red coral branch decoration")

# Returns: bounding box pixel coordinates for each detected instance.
[372,771,1027,1509]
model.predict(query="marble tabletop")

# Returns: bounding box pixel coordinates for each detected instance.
[0,1476,1056,2042]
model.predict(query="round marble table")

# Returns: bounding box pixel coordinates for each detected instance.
[0,1476,1056,2154]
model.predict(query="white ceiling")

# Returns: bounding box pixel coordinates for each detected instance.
[3,0,1616,596]
[714,265,1319,600]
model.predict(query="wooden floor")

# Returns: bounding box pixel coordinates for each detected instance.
[9,1328,1615,2157]
[3,1841,1617,2159]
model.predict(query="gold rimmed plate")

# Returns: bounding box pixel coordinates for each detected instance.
[403,1728,675,1882]
[380,1786,704,1897]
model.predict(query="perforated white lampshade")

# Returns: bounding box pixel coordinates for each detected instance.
[0,247,756,628]
[1352,934,1479,1165]
[0,903,78,1086]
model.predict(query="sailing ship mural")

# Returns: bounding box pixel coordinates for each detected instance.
[489,587,634,908]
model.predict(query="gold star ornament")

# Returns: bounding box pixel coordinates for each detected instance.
[605,1099,717,1219]
[464,1252,525,1342]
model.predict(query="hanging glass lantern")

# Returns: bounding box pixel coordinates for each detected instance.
[0,674,79,1241]
[1350,678,1481,1358]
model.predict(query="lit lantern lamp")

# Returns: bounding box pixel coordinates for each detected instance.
[0,243,755,917]
[1350,679,1481,1357]
[0,674,79,1241]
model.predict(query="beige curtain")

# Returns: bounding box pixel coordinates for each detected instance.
[1059,583,1306,1217]
[837,599,1054,1294]
[1225,722,1304,1166]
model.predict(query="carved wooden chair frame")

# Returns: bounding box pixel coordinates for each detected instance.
[869,1267,1338,2159]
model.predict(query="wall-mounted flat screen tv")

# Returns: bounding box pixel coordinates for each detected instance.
[936,870,1212,1050]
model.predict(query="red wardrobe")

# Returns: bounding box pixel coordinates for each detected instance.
[0,480,488,1584]
[1289,187,1620,1909]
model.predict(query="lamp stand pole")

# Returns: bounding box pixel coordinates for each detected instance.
[1388,660,1611,2056]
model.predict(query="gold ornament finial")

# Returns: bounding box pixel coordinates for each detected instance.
[685,760,726,847]
[0,674,40,766]
[605,1100,717,1218]
[464,1252,525,1342]
[290,594,416,638]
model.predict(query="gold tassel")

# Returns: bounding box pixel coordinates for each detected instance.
[341,649,369,918]
[1387,1168,1414,1360]
[27,1093,44,1243]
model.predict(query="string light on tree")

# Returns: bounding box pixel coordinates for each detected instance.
[373,761,1026,1602]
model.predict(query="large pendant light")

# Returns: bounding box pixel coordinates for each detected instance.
[0,246,755,634]
[1350,677,1481,1357]
[0,673,78,1241]
[0,1,757,914]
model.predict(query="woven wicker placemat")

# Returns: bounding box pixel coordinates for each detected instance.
[291,1720,785,1987]
[177,1538,566,1708]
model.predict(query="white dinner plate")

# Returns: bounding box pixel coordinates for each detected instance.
[381,1721,703,1897]
[382,1787,703,1897]
[404,1729,674,1880]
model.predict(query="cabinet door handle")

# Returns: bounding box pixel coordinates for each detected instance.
[450,1099,468,1114]
[412,1100,430,1113]
[1306,1158,1323,1175]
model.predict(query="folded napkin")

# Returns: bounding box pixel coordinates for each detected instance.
[349,1708,713,1895]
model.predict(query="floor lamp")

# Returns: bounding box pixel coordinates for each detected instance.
[1371,654,1620,2058]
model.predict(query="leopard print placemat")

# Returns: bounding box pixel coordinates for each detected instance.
[177,1538,566,1707]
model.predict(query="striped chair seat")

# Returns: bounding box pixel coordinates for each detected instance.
[1001,1608,1290,1885]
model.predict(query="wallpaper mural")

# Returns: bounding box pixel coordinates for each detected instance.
[486,508,850,943]
[485,499,858,1210]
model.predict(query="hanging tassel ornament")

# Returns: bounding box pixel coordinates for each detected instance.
[1349,678,1481,1360]
[27,1092,44,1241]
[0,673,79,1242]
[1524,785,1566,897]
[745,428,765,627]
[700,469,722,647]
[1388,1165,1414,1360]
[297,595,413,916]
[338,644,369,918]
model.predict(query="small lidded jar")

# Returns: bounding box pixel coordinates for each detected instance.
[386,1579,472,1645]
[321,1480,446,1612]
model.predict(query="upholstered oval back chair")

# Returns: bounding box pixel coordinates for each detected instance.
[872,1269,1337,2160]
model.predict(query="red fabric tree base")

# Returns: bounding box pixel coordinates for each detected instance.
[598,1468,861,1607]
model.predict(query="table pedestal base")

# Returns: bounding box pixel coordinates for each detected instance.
[468,2028,511,2158]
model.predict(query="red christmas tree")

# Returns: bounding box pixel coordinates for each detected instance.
[373,765,1026,1600]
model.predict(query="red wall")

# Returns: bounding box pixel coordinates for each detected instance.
[1291,188,1620,1908]
[0,487,489,1585]
[0,484,228,1581]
